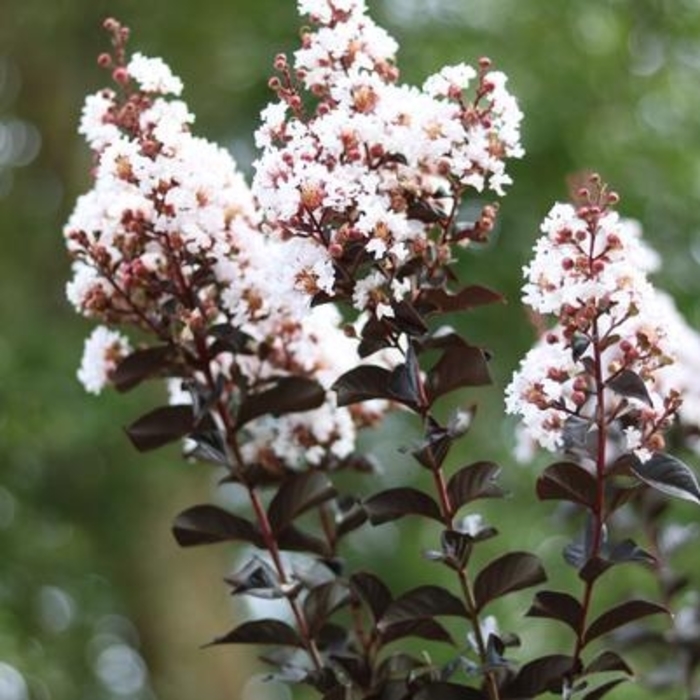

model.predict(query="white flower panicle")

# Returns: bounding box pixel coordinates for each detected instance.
[506,179,681,461]
[78,326,131,394]
[66,44,267,337]
[252,0,523,317]
[65,22,388,469]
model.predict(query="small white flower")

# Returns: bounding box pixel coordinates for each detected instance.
[127,53,183,95]
[77,326,131,394]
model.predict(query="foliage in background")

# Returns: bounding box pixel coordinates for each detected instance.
[4,1,700,699]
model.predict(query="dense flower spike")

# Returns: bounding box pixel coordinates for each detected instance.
[65,19,382,465]
[252,0,523,317]
[506,178,681,461]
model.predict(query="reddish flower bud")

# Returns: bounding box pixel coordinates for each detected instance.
[112,66,129,86]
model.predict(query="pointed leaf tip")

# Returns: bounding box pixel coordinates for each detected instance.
[474,552,547,612]
[631,452,700,505]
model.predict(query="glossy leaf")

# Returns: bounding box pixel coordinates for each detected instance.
[267,471,337,534]
[378,586,467,628]
[208,619,302,647]
[172,504,264,548]
[350,571,393,622]
[474,552,547,612]
[502,655,576,698]
[447,461,504,512]
[276,525,332,558]
[332,365,393,406]
[585,650,632,676]
[304,581,350,635]
[607,368,653,407]
[235,376,325,427]
[581,679,626,700]
[225,557,283,598]
[207,324,255,355]
[335,501,368,539]
[378,618,455,647]
[526,590,583,633]
[126,404,195,452]
[412,682,487,699]
[630,452,700,505]
[364,488,443,525]
[571,333,590,362]
[387,357,420,408]
[113,345,178,392]
[418,284,503,315]
[536,461,597,508]
[412,417,452,470]
[330,654,371,688]
[426,342,491,402]
[583,600,668,646]
[392,300,429,337]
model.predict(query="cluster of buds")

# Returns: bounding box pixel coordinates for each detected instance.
[506,177,681,462]
[65,19,385,467]
[251,0,523,320]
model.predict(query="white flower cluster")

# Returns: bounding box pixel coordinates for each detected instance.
[66,50,386,467]
[77,326,131,394]
[506,200,678,459]
[66,53,266,334]
[252,0,523,315]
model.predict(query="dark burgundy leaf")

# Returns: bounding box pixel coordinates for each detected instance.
[208,619,302,647]
[364,488,443,525]
[350,571,393,622]
[236,376,325,427]
[335,502,368,539]
[225,557,283,598]
[388,360,420,408]
[579,556,614,584]
[267,471,337,534]
[502,655,576,698]
[562,416,597,457]
[609,539,656,566]
[378,586,466,628]
[439,529,480,569]
[412,417,452,470]
[583,600,668,646]
[277,525,332,558]
[526,590,583,633]
[378,618,455,647]
[126,404,195,452]
[207,324,255,354]
[418,284,503,315]
[172,504,264,548]
[581,679,626,700]
[316,623,349,653]
[536,461,597,509]
[630,452,700,505]
[358,316,392,358]
[330,654,371,688]
[304,581,350,636]
[571,334,590,362]
[474,552,547,612]
[412,682,486,700]
[392,301,429,337]
[447,461,504,512]
[584,650,633,676]
[185,430,229,466]
[113,345,178,392]
[607,369,653,407]
[332,365,394,406]
[406,197,446,224]
[426,343,491,402]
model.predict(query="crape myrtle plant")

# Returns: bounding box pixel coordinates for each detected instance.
[62,2,700,699]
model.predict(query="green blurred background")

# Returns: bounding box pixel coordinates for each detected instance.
[3,0,700,698]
